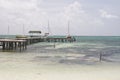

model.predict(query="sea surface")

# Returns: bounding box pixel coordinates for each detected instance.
[0,35,120,64]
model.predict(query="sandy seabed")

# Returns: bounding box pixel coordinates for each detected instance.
[0,52,120,80]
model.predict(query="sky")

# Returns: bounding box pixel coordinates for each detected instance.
[0,0,120,36]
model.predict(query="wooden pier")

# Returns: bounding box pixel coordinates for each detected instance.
[0,37,45,52]
[0,36,76,52]
[0,39,27,52]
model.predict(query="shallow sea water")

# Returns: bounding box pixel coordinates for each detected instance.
[24,36,120,64]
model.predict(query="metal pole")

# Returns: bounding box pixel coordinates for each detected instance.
[23,24,25,35]
[48,20,50,34]
[68,21,70,36]
[8,25,10,35]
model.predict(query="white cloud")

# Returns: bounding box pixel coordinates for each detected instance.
[51,1,104,35]
[0,0,48,24]
[0,0,38,10]
[61,1,103,26]
[63,1,85,20]
[0,0,49,34]
[99,9,118,19]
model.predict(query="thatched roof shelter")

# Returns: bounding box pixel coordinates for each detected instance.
[29,31,41,34]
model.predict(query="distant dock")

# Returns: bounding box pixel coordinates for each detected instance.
[46,37,76,42]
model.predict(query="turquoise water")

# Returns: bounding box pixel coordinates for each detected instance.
[0,35,16,39]
[23,36,120,63]
[0,35,120,63]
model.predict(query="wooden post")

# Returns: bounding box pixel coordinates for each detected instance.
[15,42,17,49]
[7,42,9,50]
[2,42,5,50]
[99,52,102,62]
[22,42,24,50]
[19,42,22,52]
[53,42,56,48]
[25,42,27,50]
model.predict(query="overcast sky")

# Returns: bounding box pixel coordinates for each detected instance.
[0,0,120,36]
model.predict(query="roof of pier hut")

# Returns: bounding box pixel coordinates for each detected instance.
[29,31,41,34]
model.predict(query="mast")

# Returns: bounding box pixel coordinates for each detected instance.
[44,20,50,37]
[7,25,10,35]
[67,20,72,39]
[47,20,52,35]
[68,21,70,36]
[23,24,25,35]
[48,20,50,34]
